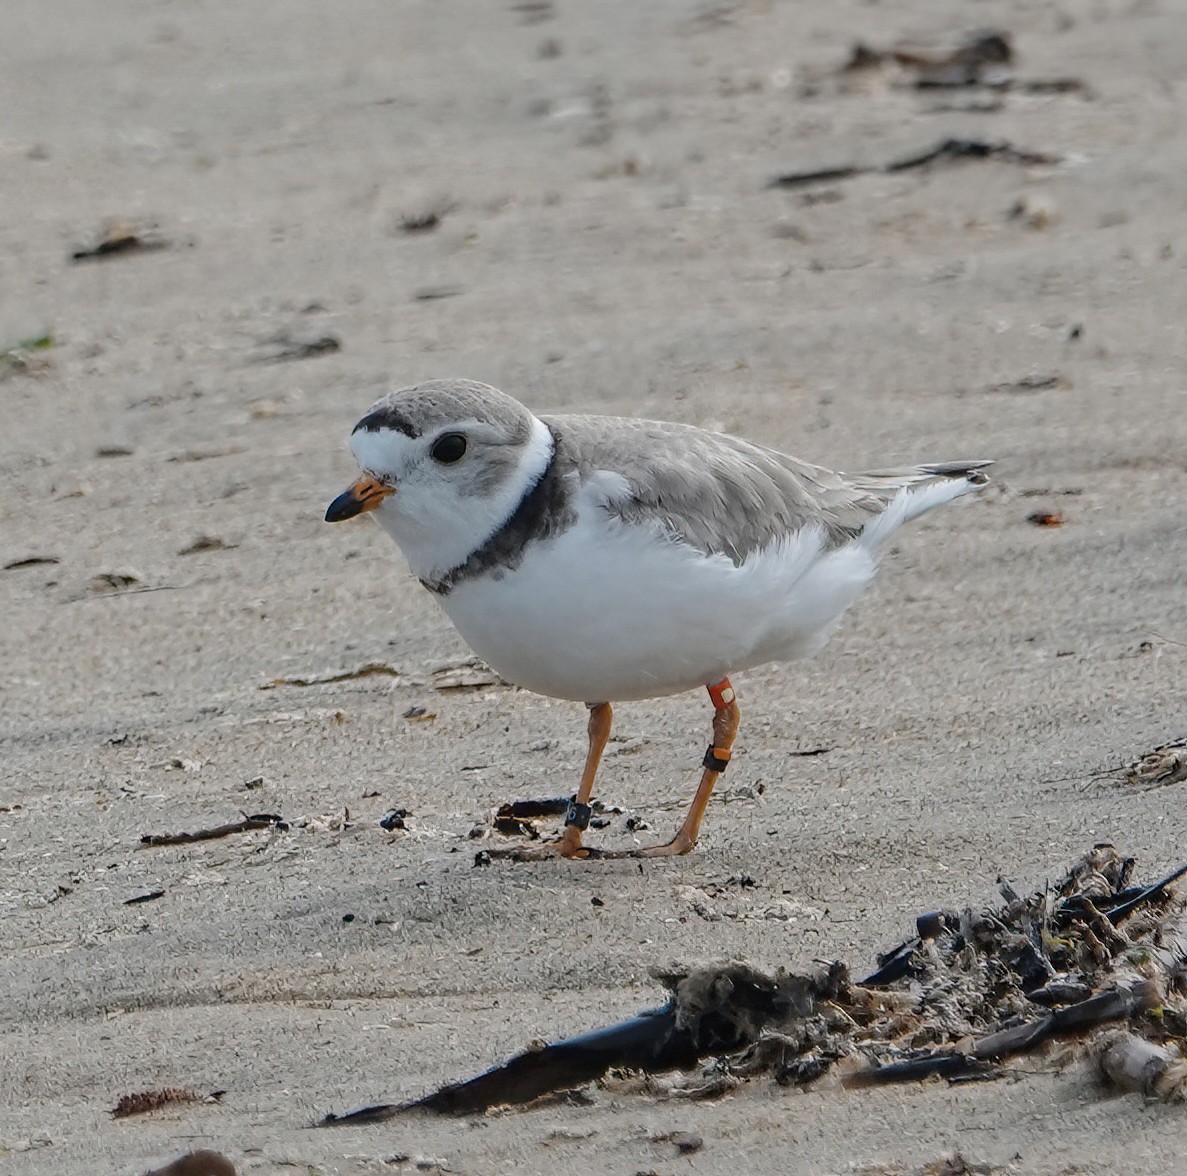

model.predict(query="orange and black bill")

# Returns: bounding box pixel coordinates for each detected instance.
[325,475,394,522]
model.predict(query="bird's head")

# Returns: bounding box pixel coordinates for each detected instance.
[325,379,553,579]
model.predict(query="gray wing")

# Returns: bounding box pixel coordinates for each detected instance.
[545,414,990,565]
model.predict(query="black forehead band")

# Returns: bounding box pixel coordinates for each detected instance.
[352,407,421,438]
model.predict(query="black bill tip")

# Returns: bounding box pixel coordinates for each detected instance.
[325,488,365,523]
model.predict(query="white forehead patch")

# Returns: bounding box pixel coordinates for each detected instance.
[349,427,416,474]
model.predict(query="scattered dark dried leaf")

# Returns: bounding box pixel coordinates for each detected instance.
[398,202,456,233]
[987,373,1068,394]
[1027,510,1066,527]
[413,285,464,301]
[72,220,170,263]
[179,535,235,555]
[3,555,60,570]
[253,333,341,363]
[124,889,166,905]
[112,1087,201,1118]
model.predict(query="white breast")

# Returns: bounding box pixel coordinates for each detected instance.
[436,486,880,703]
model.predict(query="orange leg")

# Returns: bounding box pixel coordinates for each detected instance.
[557,701,613,858]
[490,680,739,861]
[627,677,740,857]
[488,702,613,860]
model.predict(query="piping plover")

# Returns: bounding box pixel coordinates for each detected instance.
[326,379,990,859]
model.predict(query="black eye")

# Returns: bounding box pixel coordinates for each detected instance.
[430,433,467,464]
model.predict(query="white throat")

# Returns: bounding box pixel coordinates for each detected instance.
[365,414,555,582]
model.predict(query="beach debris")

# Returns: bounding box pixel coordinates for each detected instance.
[379,807,410,831]
[0,332,53,379]
[413,285,464,302]
[1009,193,1060,230]
[652,1130,703,1155]
[1124,738,1187,789]
[397,199,456,234]
[140,812,287,847]
[771,138,1058,190]
[489,796,625,840]
[321,844,1186,1117]
[1093,1030,1187,1100]
[145,1152,237,1176]
[112,1087,223,1118]
[71,218,169,262]
[845,28,1014,89]
[987,373,1068,394]
[124,889,166,905]
[429,656,504,692]
[87,570,143,593]
[251,331,341,363]
[261,661,401,689]
[888,138,1058,172]
[3,554,59,570]
[320,962,810,1121]
[492,795,569,837]
[295,808,351,833]
[511,0,554,25]
[178,535,235,555]
[838,29,1086,97]
[857,1155,1006,1176]
[1026,510,1066,527]
[167,445,247,464]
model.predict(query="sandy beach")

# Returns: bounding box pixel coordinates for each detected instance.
[3,1,1186,1172]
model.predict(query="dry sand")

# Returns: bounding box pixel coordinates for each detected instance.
[3,1,1186,1172]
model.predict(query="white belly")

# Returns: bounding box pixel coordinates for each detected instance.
[436,510,878,703]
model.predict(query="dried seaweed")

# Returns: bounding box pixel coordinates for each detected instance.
[320,844,1186,1119]
[1125,738,1187,789]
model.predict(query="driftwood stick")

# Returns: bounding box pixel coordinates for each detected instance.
[140,813,285,847]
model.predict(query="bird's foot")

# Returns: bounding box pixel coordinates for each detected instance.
[483,828,593,861]
[482,827,695,861]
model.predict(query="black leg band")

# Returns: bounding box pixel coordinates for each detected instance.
[565,798,593,830]
[703,746,731,772]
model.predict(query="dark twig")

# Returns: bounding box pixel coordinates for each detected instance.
[140,813,286,847]
[771,137,1058,190]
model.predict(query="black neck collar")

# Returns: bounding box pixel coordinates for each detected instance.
[420,424,570,596]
